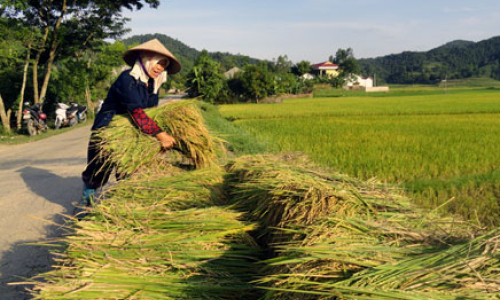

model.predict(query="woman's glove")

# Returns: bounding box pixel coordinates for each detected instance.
[156,132,177,150]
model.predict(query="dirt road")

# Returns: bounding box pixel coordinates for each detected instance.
[0,126,91,300]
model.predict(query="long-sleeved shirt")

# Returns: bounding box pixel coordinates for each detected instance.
[92,70,162,135]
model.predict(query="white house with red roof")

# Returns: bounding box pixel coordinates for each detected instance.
[312,61,339,78]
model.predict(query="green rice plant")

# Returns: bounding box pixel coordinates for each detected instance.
[30,144,497,300]
[95,100,222,175]
[219,89,500,120]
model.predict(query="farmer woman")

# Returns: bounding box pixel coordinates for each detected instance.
[78,39,181,211]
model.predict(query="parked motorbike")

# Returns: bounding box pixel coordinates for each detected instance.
[55,103,76,129]
[55,102,88,129]
[23,102,48,136]
[73,102,88,123]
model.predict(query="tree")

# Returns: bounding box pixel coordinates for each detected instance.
[48,41,126,115]
[0,17,36,133]
[292,60,311,76]
[275,72,299,95]
[1,0,161,107]
[273,55,292,74]
[492,60,500,81]
[240,62,275,102]
[16,31,34,130]
[185,50,225,104]
[333,48,360,77]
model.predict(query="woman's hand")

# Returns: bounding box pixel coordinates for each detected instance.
[156,132,176,150]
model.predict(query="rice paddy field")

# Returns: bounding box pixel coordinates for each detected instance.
[219,87,500,227]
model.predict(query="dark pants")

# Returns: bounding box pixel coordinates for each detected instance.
[81,133,115,189]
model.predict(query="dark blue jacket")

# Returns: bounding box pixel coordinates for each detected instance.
[92,70,159,130]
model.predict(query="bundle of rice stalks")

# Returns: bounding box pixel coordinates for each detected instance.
[94,100,222,175]
[269,229,500,300]
[225,155,367,231]
[32,167,262,300]
[225,155,471,242]
[224,155,480,299]
[258,215,477,300]
[97,167,227,221]
[33,207,260,300]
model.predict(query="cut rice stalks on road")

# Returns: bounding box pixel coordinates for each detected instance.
[330,229,500,299]
[30,151,499,299]
[224,154,495,300]
[225,154,473,243]
[260,230,500,300]
[100,166,227,217]
[32,167,262,300]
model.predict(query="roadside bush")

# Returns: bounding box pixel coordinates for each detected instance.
[240,63,275,102]
[186,50,226,104]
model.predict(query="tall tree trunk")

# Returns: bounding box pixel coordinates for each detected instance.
[38,42,57,105]
[85,85,94,118]
[0,94,11,133]
[39,0,67,106]
[84,53,95,118]
[33,25,50,104]
[17,42,32,130]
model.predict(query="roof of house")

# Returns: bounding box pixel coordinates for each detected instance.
[224,67,242,78]
[312,61,339,70]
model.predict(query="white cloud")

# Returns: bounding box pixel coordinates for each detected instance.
[286,21,401,34]
[123,7,222,23]
[443,6,479,14]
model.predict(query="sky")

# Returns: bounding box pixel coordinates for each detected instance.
[122,0,500,63]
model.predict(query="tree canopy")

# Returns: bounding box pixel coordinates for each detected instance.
[0,0,161,104]
[333,48,359,77]
[185,50,226,104]
[0,0,161,133]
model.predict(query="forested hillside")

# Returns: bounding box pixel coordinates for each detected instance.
[122,33,260,75]
[359,36,500,84]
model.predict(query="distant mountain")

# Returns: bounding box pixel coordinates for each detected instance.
[434,40,475,50]
[121,33,260,76]
[358,36,500,84]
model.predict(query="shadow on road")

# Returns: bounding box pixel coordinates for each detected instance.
[0,235,65,300]
[0,167,80,300]
[16,166,80,212]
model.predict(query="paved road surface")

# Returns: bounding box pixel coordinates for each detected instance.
[0,125,91,300]
[159,93,185,105]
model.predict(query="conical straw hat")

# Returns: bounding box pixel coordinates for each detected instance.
[123,38,181,74]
